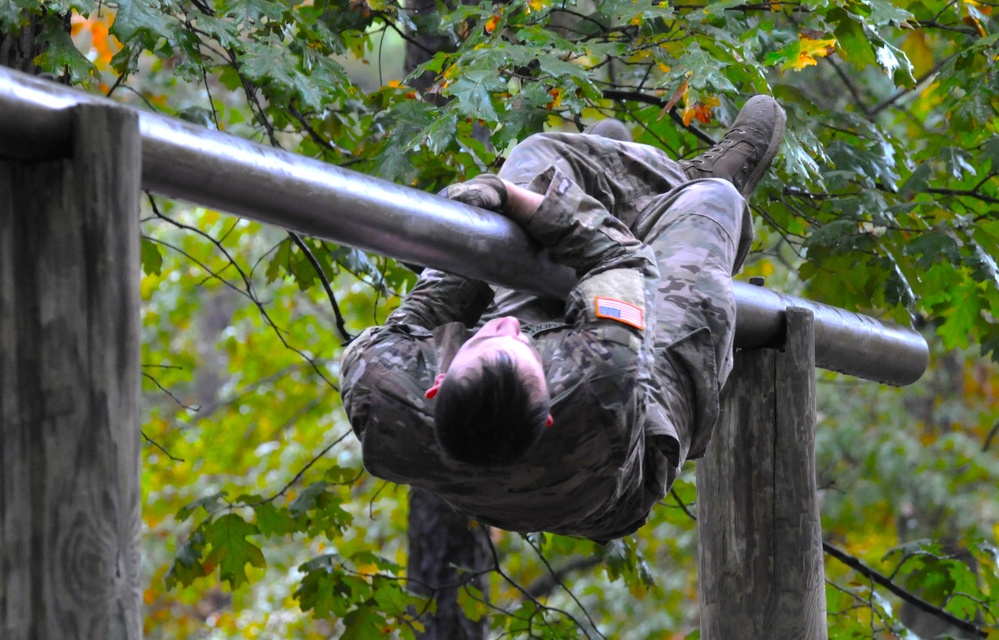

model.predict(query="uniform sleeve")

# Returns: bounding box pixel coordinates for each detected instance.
[385,269,494,329]
[521,166,658,332]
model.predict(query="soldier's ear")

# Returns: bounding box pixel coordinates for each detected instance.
[425,373,448,399]
[545,414,554,427]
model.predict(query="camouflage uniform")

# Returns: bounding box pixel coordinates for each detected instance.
[340,132,749,541]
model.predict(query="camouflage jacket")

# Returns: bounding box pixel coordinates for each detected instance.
[340,167,663,540]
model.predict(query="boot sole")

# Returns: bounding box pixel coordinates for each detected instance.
[739,96,787,197]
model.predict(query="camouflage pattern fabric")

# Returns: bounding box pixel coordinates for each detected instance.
[340,132,748,541]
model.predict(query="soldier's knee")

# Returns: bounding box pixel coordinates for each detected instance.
[680,178,746,235]
[508,132,565,161]
[503,133,575,185]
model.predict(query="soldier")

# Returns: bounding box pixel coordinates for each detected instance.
[340,96,786,541]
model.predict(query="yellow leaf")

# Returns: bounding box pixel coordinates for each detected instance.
[901,30,935,78]
[789,36,837,70]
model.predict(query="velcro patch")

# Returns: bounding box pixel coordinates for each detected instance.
[594,297,644,330]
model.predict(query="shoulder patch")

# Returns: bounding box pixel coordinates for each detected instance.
[594,296,644,330]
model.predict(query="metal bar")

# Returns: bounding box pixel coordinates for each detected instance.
[0,66,929,385]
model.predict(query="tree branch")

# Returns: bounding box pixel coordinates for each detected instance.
[823,541,987,639]
[240,430,356,507]
[525,555,603,598]
[483,535,603,639]
[142,371,201,412]
[601,89,716,146]
[141,430,186,462]
[288,231,353,343]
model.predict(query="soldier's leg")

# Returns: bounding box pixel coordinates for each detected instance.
[642,178,747,460]
[485,131,689,324]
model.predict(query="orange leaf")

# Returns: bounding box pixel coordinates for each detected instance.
[788,35,837,70]
[485,14,501,34]
[70,13,87,37]
[546,87,562,109]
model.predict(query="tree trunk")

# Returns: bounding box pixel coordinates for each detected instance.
[0,10,69,80]
[407,489,490,639]
[402,5,492,637]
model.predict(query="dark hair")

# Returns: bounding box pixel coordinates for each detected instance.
[434,352,549,467]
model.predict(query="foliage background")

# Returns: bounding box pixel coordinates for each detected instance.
[2,0,998,637]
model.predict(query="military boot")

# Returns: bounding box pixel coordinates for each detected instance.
[679,95,785,198]
[582,118,633,143]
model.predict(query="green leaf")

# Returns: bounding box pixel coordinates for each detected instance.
[218,0,286,27]
[342,606,388,640]
[904,229,962,270]
[251,501,296,537]
[289,481,331,515]
[164,530,208,589]
[241,38,323,108]
[448,68,503,121]
[177,491,227,522]
[112,0,172,42]
[457,585,488,622]
[296,555,352,618]
[289,481,353,537]
[35,18,97,85]
[372,577,418,617]
[831,9,877,68]
[140,237,163,276]
[204,513,266,589]
[0,0,37,32]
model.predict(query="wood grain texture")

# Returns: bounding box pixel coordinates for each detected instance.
[697,308,826,640]
[1,104,142,639]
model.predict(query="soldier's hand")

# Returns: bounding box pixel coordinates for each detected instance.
[438,174,508,212]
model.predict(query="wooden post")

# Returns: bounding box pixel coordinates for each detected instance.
[697,307,826,640]
[1,104,142,638]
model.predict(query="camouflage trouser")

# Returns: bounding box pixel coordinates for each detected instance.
[485,131,750,461]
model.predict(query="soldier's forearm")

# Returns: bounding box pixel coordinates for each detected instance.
[501,179,543,225]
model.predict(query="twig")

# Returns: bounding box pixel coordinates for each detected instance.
[982,421,999,452]
[823,541,987,639]
[668,487,697,521]
[483,535,598,639]
[525,554,603,598]
[142,371,201,412]
[141,430,186,462]
[601,89,716,146]
[241,431,354,507]
[288,232,353,343]
[523,537,604,634]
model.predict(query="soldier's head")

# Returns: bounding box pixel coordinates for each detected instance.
[426,316,552,466]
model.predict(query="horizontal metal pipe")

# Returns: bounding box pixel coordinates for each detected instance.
[0,67,929,385]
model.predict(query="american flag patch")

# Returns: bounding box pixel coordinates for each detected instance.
[594,297,644,330]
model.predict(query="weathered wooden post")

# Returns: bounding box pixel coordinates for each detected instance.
[0,104,142,638]
[697,307,826,639]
